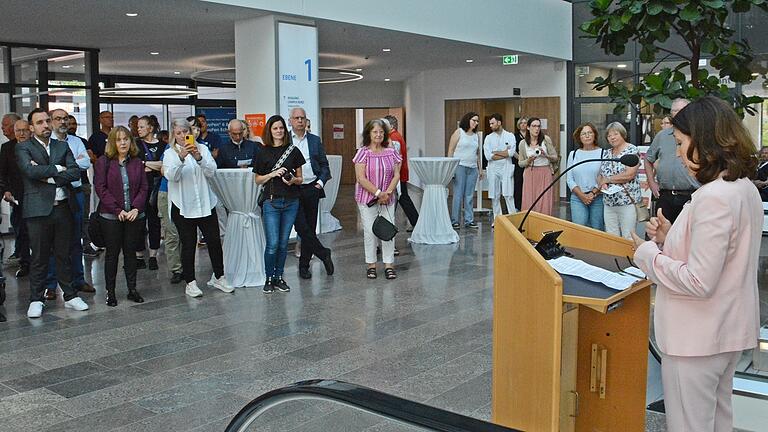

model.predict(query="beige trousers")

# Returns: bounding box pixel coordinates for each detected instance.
[157,191,182,274]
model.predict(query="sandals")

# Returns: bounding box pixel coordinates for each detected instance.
[384,268,397,280]
[367,268,377,279]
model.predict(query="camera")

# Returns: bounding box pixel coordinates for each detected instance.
[282,171,294,182]
[533,148,542,157]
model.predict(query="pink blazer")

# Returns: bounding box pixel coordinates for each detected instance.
[634,177,762,357]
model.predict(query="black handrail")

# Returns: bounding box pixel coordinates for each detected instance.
[225,379,522,432]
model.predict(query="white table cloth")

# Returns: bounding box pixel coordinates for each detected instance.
[408,157,460,244]
[207,169,265,287]
[319,155,343,233]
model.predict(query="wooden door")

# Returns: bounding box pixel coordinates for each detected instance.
[444,99,484,155]
[521,97,562,200]
[321,108,357,185]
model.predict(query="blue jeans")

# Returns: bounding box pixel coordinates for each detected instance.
[569,193,605,231]
[451,165,478,225]
[46,190,85,289]
[262,198,299,279]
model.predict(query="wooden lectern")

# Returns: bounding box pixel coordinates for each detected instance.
[492,212,652,432]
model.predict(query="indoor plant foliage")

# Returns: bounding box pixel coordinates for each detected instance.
[580,0,767,117]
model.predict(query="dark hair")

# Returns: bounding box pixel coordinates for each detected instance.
[186,116,199,127]
[196,113,206,120]
[383,115,398,130]
[572,122,599,148]
[128,115,139,121]
[489,113,503,123]
[458,112,478,132]
[261,115,292,147]
[27,108,47,123]
[671,96,757,184]
[138,115,158,134]
[361,119,390,147]
[67,115,76,121]
[525,117,545,147]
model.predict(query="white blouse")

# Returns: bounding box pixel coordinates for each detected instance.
[162,143,218,218]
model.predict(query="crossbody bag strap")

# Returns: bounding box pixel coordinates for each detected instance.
[270,144,295,172]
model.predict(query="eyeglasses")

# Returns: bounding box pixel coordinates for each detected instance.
[291,116,306,121]
[580,131,594,136]
[52,116,68,122]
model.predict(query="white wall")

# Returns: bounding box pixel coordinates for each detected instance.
[320,81,404,108]
[404,59,568,158]
[206,0,572,60]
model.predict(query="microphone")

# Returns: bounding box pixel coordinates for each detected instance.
[517,153,640,232]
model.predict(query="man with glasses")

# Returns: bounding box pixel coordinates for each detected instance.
[88,110,113,162]
[216,119,258,169]
[43,109,94,299]
[289,107,334,279]
[645,98,699,223]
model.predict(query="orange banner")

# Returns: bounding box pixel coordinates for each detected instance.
[244,113,266,139]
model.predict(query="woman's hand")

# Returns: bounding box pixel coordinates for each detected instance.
[579,191,593,205]
[630,231,645,251]
[271,167,287,179]
[377,191,391,204]
[125,208,139,222]
[178,144,189,160]
[646,208,671,245]
[118,210,129,222]
[188,144,202,161]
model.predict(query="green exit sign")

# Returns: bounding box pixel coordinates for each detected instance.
[502,55,519,65]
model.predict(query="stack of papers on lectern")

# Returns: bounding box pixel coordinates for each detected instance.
[548,256,638,291]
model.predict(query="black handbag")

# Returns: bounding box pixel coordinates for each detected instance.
[372,206,398,241]
[88,157,110,248]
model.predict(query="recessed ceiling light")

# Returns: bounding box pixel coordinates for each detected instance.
[125,13,138,17]
[62,65,72,69]
[617,64,627,68]
[173,71,181,75]
[222,81,237,85]
[150,52,159,55]
[384,78,391,82]
[355,68,362,72]
[752,72,760,77]
[466,59,474,63]
[382,48,391,52]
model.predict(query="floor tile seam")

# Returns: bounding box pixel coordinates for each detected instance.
[24,343,123,370]
[389,350,494,394]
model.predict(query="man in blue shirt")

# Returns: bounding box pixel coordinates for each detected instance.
[87,110,112,161]
[216,119,259,168]
[197,114,222,159]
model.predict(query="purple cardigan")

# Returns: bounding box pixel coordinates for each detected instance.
[94,155,149,216]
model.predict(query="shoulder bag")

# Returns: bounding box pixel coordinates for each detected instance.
[88,157,110,247]
[257,144,296,207]
[372,204,398,241]
[621,183,650,222]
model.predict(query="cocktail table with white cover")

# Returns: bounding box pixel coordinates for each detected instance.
[319,155,343,233]
[409,157,460,244]
[207,168,265,287]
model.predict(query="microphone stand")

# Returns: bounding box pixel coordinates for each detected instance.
[517,157,627,232]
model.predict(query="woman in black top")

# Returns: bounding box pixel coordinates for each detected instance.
[136,115,163,270]
[253,115,305,294]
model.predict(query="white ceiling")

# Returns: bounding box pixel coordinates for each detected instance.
[0,0,527,83]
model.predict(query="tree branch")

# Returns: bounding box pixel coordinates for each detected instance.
[656,46,690,61]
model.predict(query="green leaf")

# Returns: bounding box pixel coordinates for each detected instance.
[593,0,612,11]
[609,15,624,31]
[647,1,664,15]
[700,0,725,8]
[644,74,665,90]
[679,4,701,21]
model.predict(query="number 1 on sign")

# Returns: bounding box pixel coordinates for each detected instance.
[304,59,312,81]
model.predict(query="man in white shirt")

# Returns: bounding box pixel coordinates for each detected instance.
[16,108,88,318]
[483,113,517,222]
[43,109,94,298]
[289,107,334,279]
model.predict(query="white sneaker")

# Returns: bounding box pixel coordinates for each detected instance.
[208,274,234,293]
[185,281,203,298]
[64,297,89,311]
[27,301,44,318]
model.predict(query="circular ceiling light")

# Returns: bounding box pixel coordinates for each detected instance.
[319,68,363,84]
[126,13,138,17]
[191,68,236,84]
[100,86,198,98]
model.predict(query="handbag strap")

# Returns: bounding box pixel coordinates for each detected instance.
[270,143,296,172]
[620,183,638,205]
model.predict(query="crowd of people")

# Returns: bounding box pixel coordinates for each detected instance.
[0,106,346,320]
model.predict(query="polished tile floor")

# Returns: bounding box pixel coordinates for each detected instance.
[0,187,763,431]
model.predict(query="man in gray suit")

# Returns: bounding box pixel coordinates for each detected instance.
[17,108,89,318]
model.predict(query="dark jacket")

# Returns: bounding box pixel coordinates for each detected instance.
[94,155,149,217]
[216,139,259,168]
[304,133,332,197]
[0,139,23,197]
[15,138,80,218]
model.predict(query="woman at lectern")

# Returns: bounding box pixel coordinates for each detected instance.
[631,96,761,432]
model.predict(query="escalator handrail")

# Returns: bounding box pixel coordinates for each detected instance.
[225,379,522,432]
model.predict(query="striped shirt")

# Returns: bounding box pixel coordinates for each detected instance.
[352,147,402,205]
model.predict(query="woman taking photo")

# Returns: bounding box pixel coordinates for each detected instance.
[447,112,482,229]
[598,122,640,239]
[631,96,761,432]
[94,126,148,306]
[163,119,231,297]
[566,123,604,230]
[512,117,528,211]
[353,119,401,280]
[518,117,559,215]
[136,115,163,271]
[253,115,305,293]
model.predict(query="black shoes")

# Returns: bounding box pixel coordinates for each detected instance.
[466,221,479,229]
[262,278,275,294]
[320,251,334,275]
[299,268,312,279]
[135,258,146,270]
[78,282,96,293]
[273,278,290,292]
[148,257,158,270]
[106,290,117,307]
[127,289,144,303]
[15,265,29,278]
[83,244,100,258]
[0,280,5,305]
[170,272,184,284]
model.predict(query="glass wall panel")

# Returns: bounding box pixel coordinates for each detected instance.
[578,102,630,147]
[575,62,635,98]
[111,103,164,129]
[0,46,7,83]
[48,87,89,134]
[168,105,194,123]
[13,87,40,119]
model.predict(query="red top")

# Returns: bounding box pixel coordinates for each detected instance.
[389,129,409,182]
